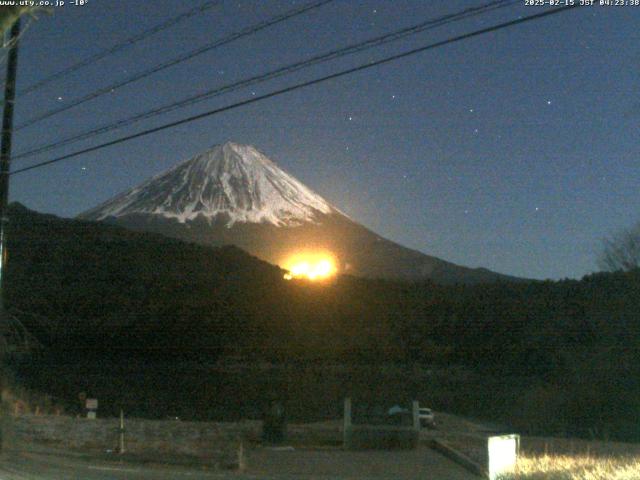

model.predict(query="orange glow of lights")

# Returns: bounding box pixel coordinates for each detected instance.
[282,253,337,281]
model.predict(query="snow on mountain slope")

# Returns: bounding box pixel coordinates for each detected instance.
[80,142,337,227]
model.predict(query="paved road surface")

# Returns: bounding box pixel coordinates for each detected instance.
[0,446,477,479]
[246,446,477,479]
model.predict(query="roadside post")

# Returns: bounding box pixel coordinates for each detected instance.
[119,409,126,454]
[412,400,419,430]
[343,397,351,448]
[344,397,351,429]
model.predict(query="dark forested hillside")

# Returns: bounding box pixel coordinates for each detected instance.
[6,203,640,440]
[6,202,286,353]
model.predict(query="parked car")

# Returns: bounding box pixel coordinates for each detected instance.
[418,407,436,428]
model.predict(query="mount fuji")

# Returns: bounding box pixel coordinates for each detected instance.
[79,142,516,283]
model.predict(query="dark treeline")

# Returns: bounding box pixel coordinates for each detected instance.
[6,203,640,440]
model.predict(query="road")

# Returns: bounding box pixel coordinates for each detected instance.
[246,445,477,479]
[0,446,477,479]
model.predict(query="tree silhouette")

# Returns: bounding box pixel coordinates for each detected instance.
[599,221,640,272]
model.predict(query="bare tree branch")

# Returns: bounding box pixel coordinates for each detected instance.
[598,222,640,272]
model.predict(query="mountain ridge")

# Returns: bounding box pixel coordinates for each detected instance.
[80,141,520,284]
[80,142,339,227]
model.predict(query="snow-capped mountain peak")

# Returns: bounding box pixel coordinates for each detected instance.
[80,142,338,227]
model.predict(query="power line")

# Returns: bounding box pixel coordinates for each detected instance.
[14,0,518,162]
[11,4,580,177]
[13,0,223,98]
[14,0,335,131]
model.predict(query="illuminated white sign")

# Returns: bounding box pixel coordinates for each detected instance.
[488,434,519,480]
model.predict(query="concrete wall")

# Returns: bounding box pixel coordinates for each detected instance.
[6,415,345,452]
[6,415,256,467]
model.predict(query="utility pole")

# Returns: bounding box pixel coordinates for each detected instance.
[0,18,21,327]
[0,18,21,451]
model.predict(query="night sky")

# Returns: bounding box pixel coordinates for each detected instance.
[7,0,640,280]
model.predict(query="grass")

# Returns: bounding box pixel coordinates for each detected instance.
[420,419,640,479]
[502,453,640,479]
[497,437,640,479]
